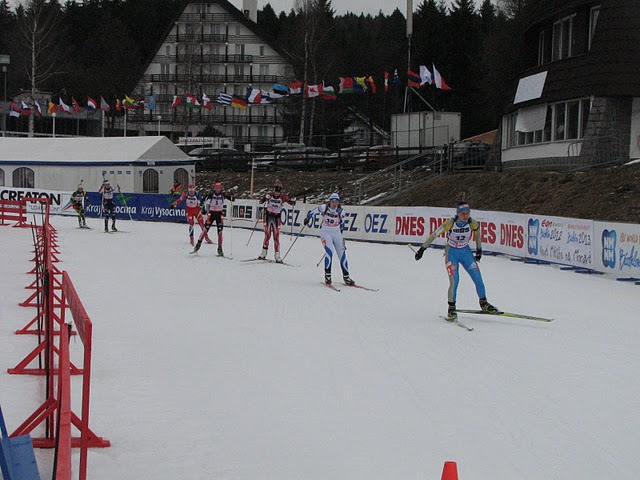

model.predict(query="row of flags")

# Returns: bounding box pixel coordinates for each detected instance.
[1,64,452,117]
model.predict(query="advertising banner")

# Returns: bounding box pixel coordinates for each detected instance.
[471,210,527,257]
[394,206,432,245]
[525,214,594,268]
[594,221,640,277]
[1,187,74,216]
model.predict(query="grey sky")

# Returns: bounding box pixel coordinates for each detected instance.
[229,0,481,16]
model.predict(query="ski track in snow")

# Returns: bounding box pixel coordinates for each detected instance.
[1,216,640,479]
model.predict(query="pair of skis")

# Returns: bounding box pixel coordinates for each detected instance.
[441,309,554,332]
[323,282,378,292]
[240,257,297,267]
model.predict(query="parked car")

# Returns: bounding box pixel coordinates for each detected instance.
[355,145,397,170]
[249,146,334,171]
[189,148,246,171]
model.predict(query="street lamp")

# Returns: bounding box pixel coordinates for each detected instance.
[1,55,10,136]
[52,112,56,138]
[157,115,162,136]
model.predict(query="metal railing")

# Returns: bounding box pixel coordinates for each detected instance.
[175,53,254,64]
[179,13,234,23]
[147,74,279,84]
[351,149,445,205]
[166,33,228,43]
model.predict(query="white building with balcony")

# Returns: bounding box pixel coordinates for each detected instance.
[127,0,294,149]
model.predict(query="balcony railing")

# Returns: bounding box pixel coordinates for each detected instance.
[147,74,279,84]
[166,33,228,43]
[126,112,281,125]
[179,13,234,23]
[175,53,254,64]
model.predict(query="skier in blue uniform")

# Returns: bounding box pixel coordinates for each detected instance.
[414,201,499,321]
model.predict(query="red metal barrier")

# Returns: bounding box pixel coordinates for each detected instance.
[0,200,26,227]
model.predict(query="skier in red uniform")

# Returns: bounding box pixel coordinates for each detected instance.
[258,179,296,263]
[170,184,212,246]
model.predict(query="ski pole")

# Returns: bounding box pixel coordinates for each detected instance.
[117,184,134,221]
[245,215,261,247]
[407,243,418,253]
[229,200,234,259]
[316,253,326,267]
[282,224,306,261]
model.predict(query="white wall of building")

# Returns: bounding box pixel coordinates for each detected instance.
[501,141,579,163]
[629,98,640,160]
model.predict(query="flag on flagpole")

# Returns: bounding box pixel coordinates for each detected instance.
[231,96,247,109]
[100,96,110,111]
[321,83,337,101]
[20,101,31,116]
[432,64,452,90]
[305,84,322,98]
[34,100,42,119]
[384,71,389,92]
[124,95,137,109]
[407,69,421,88]
[71,97,82,113]
[354,77,368,94]
[202,93,213,109]
[9,102,20,117]
[115,99,123,111]
[393,68,401,87]
[59,98,72,114]
[273,84,289,96]
[171,95,182,108]
[146,94,157,110]
[48,101,58,114]
[87,96,98,110]
[419,65,433,86]
[185,92,200,108]
[247,88,262,104]
[339,77,354,94]
[366,76,377,94]
[289,82,302,95]
[216,92,232,106]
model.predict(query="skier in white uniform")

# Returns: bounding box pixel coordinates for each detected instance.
[304,193,355,286]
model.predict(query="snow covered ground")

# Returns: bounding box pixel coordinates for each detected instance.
[1,216,640,480]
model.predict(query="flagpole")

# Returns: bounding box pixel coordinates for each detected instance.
[101,109,105,137]
[404,0,413,114]
[124,108,127,137]
[52,112,56,138]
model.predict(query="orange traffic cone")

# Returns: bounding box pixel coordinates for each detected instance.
[441,461,459,480]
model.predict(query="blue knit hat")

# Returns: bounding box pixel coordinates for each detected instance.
[456,203,470,213]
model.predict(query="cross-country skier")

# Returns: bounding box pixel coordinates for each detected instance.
[98,179,120,232]
[70,184,89,228]
[258,179,296,263]
[414,201,499,321]
[193,181,234,255]
[170,184,212,246]
[304,192,354,286]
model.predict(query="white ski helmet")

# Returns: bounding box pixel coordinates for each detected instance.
[329,193,340,202]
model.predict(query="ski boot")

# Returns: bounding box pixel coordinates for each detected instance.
[82,220,87,228]
[343,273,355,286]
[324,269,332,285]
[480,298,499,314]
[446,302,457,322]
[104,227,109,233]
[190,235,195,246]
[274,251,282,263]
[111,224,118,232]
[193,240,202,252]
[217,246,224,257]
[258,247,267,260]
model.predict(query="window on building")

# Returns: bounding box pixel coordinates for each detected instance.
[552,15,575,61]
[13,167,34,188]
[538,30,546,66]
[259,64,269,76]
[165,45,171,56]
[232,125,243,138]
[589,6,600,50]
[234,64,245,76]
[0,168,4,186]
[233,85,245,96]
[174,168,189,188]
[142,169,159,193]
[505,98,591,149]
[235,44,245,56]
[259,46,265,57]
[212,24,220,35]
[161,63,171,75]
[235,25,241,36]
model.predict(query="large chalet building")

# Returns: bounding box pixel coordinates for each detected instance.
[501,0,640,169]
[126,0,295,148]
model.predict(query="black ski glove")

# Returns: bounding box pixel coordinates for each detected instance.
[475,249,482,262]
[415,247,425,261]
[303,217,311,226]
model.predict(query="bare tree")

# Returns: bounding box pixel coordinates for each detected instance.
[17,0,64,136]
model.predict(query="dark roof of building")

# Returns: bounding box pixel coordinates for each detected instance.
[508,0,640,112]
